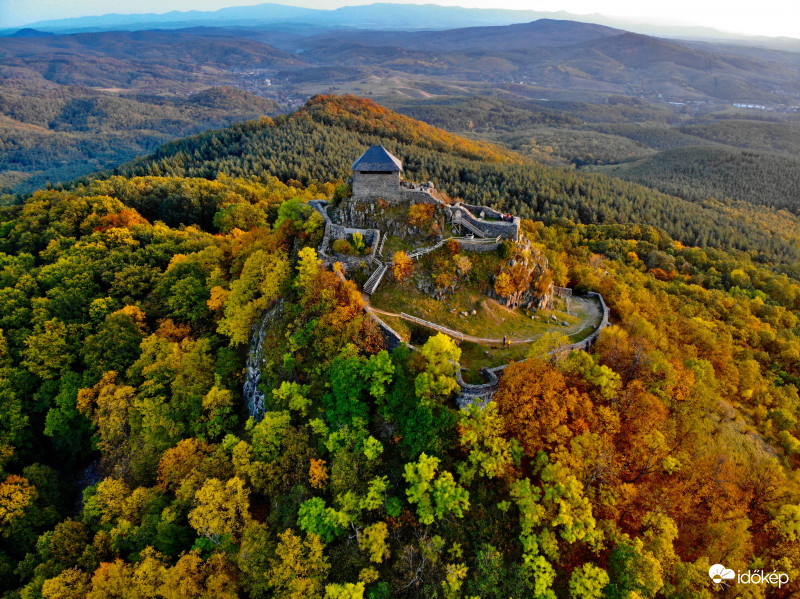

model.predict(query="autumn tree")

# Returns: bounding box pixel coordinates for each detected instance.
[309,459,329,490]
[494,262,531,309]
[238,522,276,599]
[77,372,135,476]
[0,474,36,536]
[415,333,461,403]
[408,203,435,228]
[157,438,213,493]
[392,251,414,282]
[42,568,91,599]
[296,246,322,296]
[218,249,289,345]
[457,400,519,483]
[569,563,610,599]
[359,522,390,563]
[188,477,252,546]
[494,359,593,456]
[268,529,330,599]
[325,582,366,598]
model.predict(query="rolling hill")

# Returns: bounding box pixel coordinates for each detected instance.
[0,85,281,193]
[107,94,800,269]
[2,17,799,198]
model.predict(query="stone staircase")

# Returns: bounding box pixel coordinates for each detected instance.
[407,238,447,260]
[454,212,488,238]
[364,262,389,295]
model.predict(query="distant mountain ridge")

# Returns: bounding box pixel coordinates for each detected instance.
[6,2,799,51]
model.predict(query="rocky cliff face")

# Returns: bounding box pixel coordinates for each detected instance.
[243,299,284,420]
[489,236,554,311]
[333,196,448,240]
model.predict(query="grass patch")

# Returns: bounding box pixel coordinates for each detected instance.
[382,235,418,257]
[376,313,411,342]
[371,242,596,341]
[459,341,529,383]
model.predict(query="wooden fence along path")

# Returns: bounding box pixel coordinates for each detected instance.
[400,312,465,342]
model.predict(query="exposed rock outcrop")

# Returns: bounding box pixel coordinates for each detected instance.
[333,196,448,241]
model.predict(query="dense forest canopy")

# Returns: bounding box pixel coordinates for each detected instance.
[381,96,800,216]
[1,95,799,598]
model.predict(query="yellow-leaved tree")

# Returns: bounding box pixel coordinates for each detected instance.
[217,250,290,345]
[188,476,252,546]
[392,251,414,282]
[268,529,330,599]
[415,333,461,403]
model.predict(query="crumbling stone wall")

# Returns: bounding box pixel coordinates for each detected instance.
[450,205,519,240]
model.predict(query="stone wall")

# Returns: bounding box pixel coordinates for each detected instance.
[367,310,406,351]
[460,203,506,220]
[561,292,610,353]
[455,238,500,252]
[328,224,379,248]
[324,225,381,268]
[353,171,401,201]
[450,205,519,240]
[310,200,381,269]
[400,189,447,206]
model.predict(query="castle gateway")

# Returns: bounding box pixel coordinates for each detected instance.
[352,145,403,201]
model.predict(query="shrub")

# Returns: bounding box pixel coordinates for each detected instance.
[351,232,366,253]
[332,238,354,254]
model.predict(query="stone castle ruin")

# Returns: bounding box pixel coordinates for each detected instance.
[299,146,610,408]
[343,145,520,241]
[352,145,403,201]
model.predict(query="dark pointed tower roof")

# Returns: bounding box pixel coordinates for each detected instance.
[352,145,403,172]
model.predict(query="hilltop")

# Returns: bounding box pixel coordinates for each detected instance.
[113,94,800,270]
[3,18,799,197]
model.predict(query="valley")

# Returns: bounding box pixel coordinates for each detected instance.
[2,17,800,205]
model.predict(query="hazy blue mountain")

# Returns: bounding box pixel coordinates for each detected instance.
[9,3,559,33]
[8,28,54,37]
[6,2,798,51]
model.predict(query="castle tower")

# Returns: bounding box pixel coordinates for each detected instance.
[352,145,402,201]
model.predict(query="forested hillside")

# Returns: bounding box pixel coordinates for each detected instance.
[116,95,800,270]
[382,96,800,214]
[3,159,800,596]
[0,86,281,194]
[598,147,800,213]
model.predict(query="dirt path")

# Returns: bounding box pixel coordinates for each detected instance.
[364,291,605,347]
[365,303,540,346]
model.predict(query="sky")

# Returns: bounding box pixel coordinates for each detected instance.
[1,0,798,39]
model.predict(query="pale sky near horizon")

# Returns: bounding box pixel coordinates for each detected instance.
[0,0,797,39]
